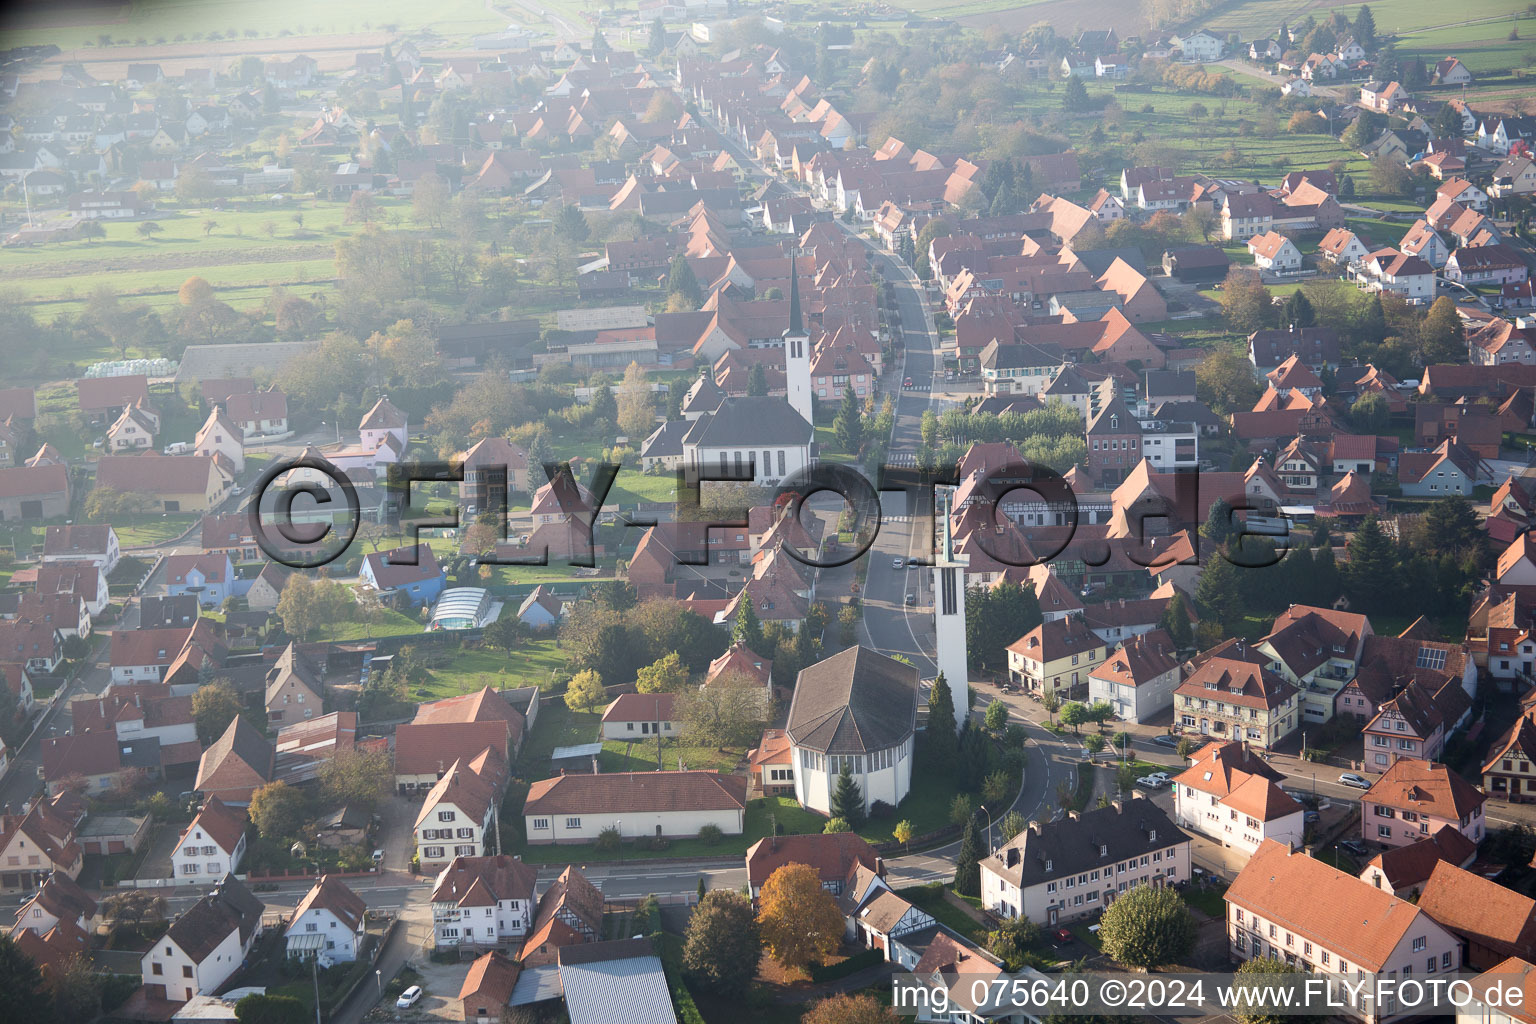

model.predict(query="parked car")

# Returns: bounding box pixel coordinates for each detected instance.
[1052,927,1073,944]
[1339,839,1368,857]
[1338,772,1371,789]
[1152,735,1181,748]
[904,592,916,605]
[1304,811,1320,823]
[396,986,423,1009]
[1137,773,1172,788]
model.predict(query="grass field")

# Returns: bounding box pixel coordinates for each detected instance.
[1014,82,1376,191]
[1205,1,1534,40]
[310,606,425,641]
[410,641,568,697]
[0,0,503,49]
[601,733,745,774]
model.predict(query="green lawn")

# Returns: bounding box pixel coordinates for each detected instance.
[895,883,990,944]
[601,734,745,774]
[1182,882,1230,919]
[109,514,200,549]
[410,641,569,698]
[310,607,425,641]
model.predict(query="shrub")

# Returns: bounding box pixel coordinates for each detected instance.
[697,824,723,845]
[868,799,893,819]
[595,826,621,853]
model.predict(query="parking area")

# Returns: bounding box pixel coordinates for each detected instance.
[390,955,472,1021]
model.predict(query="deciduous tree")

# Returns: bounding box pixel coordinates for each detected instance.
[1096,884,1195,969]
[564,668,607,711]
[248,781,309,840]
[756,863,844,973]
[683,891,761,996]
[802,993,898,1024]
[191,680,241,744]
[636,651,689,693]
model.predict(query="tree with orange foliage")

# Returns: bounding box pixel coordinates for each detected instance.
[755,862,843,973]
[802,993,899,1024]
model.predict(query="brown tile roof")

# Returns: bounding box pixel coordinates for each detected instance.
[414,756,502,829]
[521,866,603,959]
[602,692,677,723]
[430,854,538,907]
[290,875,367,934]
[194,716,273,795]
[181,796,248,854]
[459,951,521,1009]
[42,525,113,559]
[165,876,263,963]
[1089,630,1180,688]
[1418,861,1536,956]
[0,464,69,500]
[95,452,226,496]
[1364,759,1486,819]
[359,397,406,430]
[1363,825,1478,892]
[1177,642,1297,710]
[361,544,442,591]
[76,374,148,412]
[1008,616,1105,663]
[1226,840,1434,972]
[744,831,882,888]
[394,720,510,777]
[1470,959,1536,1024]
[524,770,747,817]
[858,890,916,933]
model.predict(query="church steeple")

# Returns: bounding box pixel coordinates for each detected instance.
[785,253,804,339]
[782,248,812,428]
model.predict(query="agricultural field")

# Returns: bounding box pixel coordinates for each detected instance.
[1011,81,1377,189]
[0,0,504,50]
[1204,0,1534,40]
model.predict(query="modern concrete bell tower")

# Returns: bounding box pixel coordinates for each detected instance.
[933,490,969,735]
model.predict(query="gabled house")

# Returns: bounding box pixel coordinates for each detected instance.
[164,552,234,608]
[1363,678,1472,771]
[264,643,325,724]
[1225,841,1461,989]
[519,865,603,966]
[1418,862,1536,970]
[0,798,82,890]
[171,797,247,882]
[414,750,506,872]
[140,876,263,1003]
[41,524,119,573]
[1360,825,1479,898]
[194,717,273,806]
[359,544,446,608]
[1175,638,1300,748]
[1174,740,1305,855]
[285,875,367,962]
[1363,759,1486,848]
[429,854,539,951]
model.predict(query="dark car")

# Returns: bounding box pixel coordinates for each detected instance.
[1339,839,1367,857]
[1152,734,1181,748]
[1304,811,1320,823]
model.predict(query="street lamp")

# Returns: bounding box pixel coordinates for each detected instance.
[375,969,383,998]
[979,806,994,855]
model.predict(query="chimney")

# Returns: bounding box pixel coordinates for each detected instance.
[1110,799,1123,813]
[1067,810,1080,821]
[1027,819,1042,835]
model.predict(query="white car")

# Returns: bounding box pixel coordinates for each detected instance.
[1137,773,1171,788]
[1338,772,1371,790]
[396,985,423,1009]
[891,557,904,569]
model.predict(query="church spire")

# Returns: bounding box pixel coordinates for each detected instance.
[785,250,804,338]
